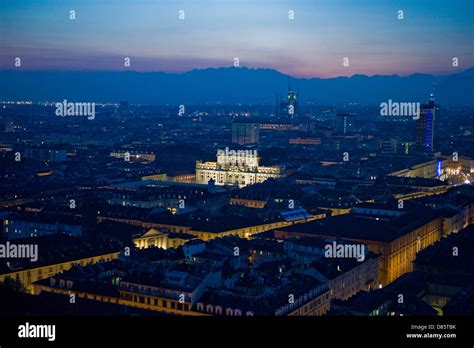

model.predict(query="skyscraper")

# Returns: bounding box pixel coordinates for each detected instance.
[287,86,298,117]
[416,94,435,153]
[275,83,298,117]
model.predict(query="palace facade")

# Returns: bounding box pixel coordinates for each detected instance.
[195,148,286,187]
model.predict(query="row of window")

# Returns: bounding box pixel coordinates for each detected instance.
[122,293,190,311]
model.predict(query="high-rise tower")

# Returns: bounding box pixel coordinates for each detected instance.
[416,93,436,153]
[287,86,298,117]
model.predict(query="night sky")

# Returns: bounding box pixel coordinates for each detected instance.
[1,0,473,77]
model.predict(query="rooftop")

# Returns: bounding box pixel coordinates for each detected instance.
[276,208,438,243]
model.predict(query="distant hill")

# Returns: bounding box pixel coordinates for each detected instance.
[1,67,473,106]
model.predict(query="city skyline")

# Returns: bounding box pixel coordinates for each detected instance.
[1,1,473,345]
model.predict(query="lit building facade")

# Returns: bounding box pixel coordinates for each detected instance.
[274,213,444,286]
[287,87,298,116]
[275,86,298,117]
[196,148,286,187]
[3,214,82,240]
[24,147,67,162]
[1,251,120,293]
[232,122,259,145]
[335,113,355,135]
[416,94,435,153]
[133,228,195,249]
[110,149,156,163]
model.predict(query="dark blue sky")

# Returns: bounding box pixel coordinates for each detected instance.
[1,0,473,77]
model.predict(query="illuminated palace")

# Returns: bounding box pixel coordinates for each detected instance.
[196,148,286,187]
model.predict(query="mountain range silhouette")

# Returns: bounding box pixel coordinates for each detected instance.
[1,67,473,106]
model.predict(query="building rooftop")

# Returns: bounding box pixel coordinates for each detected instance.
[7,211,82,225]
[197,273,327,315]
[0,234,122,275]
[276,208,438,243]
[310,251,379,281]
[414,225,474,274]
